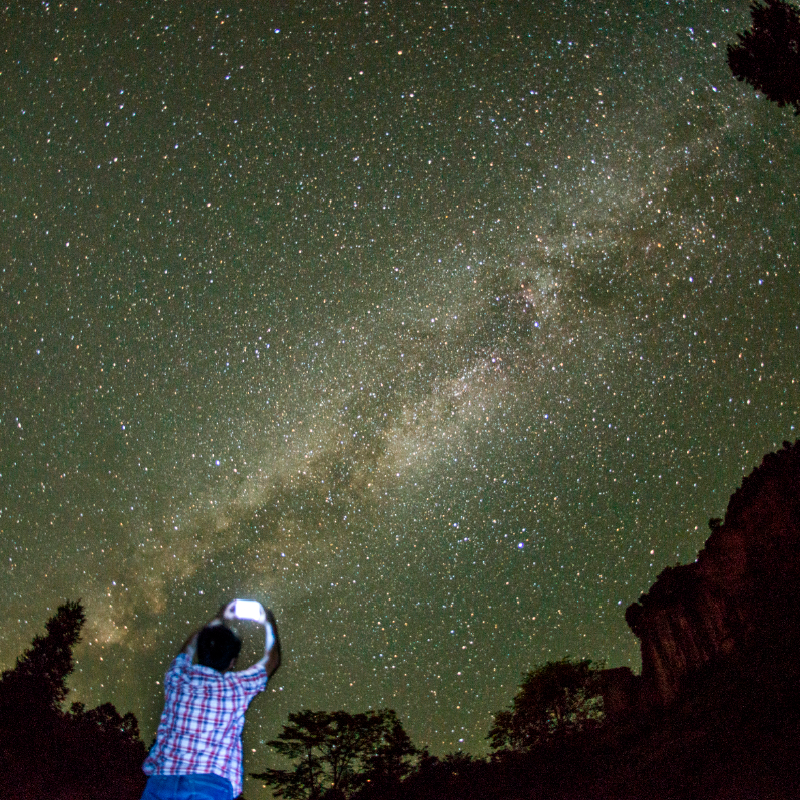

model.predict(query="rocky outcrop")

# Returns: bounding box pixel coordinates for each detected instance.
[597,666,639,721]
[624,440,800,708]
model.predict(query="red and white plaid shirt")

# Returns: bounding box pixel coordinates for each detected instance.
[143,653,268,797]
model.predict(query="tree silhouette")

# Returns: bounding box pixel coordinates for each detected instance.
[252,709,418,799]
[727,0,800,114]
[487,658,604,752]
[0,599,84,717]
[0,601,147,800]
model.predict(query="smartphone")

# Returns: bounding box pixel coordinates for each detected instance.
[232,599,265,622]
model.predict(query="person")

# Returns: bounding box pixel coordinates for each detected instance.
[140,601,281,800]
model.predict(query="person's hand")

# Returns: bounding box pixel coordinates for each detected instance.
[220,600,237,621]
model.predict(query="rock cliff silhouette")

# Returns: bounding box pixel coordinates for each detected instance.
[623,439,800,709]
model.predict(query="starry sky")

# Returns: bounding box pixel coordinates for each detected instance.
[2,0,799,795]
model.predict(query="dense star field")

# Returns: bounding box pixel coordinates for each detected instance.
[2,0,799,795]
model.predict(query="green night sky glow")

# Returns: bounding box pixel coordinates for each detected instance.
[2,2,799,797]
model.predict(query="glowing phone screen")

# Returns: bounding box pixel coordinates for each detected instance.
[234,599,263,621]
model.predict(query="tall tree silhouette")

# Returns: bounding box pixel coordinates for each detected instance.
[0,599,84,716]
[727,0,800,114]
[0,601,146,800]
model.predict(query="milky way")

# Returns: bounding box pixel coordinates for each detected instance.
[2,1,799,796]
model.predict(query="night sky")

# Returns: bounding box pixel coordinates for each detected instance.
[2,0,799,796]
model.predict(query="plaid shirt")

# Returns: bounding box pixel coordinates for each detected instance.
[143,653,268,797]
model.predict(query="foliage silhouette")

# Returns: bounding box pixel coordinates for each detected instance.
[487,658,604,752]
[0,598,84,716]
[327,441,800,800]
[360,751,491,800]
[251,708,418,799]
[727,0,800,114]
[0,600,147,800]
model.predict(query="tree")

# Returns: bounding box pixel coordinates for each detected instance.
[0,600,147,800]
[487,658,604,752]
[376,751,487,800]
[61,701,148,799]
[252,708,418,799]
[0,599,84,717]
[727,0,800,114]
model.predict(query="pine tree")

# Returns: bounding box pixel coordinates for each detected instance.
[0,600,84,716]
[0,601,147,799]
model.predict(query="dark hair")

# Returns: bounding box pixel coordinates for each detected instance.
[196,625,241,672]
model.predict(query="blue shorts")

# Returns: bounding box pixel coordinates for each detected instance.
[141,774,234,800]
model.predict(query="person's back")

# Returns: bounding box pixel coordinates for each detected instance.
[141,603,281,800]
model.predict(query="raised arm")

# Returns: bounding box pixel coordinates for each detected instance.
[178,628,200,661]
[255,608,281,677]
